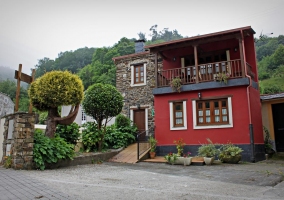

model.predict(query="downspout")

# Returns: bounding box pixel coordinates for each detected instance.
[241,30,255,162]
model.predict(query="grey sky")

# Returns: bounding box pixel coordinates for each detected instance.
[0,0,283,74]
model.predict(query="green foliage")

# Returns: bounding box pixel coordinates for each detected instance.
[170,77,182,92]
[198,138,218,157]
[29,71,84,111]
[38,112,48,124]
[56,123,80,145]
[33,129,74,170]
[218,143,243,161]
[164,153,178,164]
[81,122,103,152]
[104,124,136,149]
[148,25,183,43]
[115,114,131,128]
[149,136,158,152]
[3,156,12,168]
[262,85,283,94]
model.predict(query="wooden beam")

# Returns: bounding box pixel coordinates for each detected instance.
[194,45,199,83]
[14,71,33,84]
[149,33,240,53]
[155,53,158,88]
[15,64,22,112]
[239,38,245,78]
[28,69,36,113]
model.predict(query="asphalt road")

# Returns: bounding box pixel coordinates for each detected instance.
[1,160,283,200]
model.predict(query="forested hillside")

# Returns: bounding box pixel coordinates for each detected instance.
[1,25,283,112]
[256,35,284,94]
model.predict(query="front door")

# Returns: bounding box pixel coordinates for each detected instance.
[133,109,145,133]
[272,103,284,152]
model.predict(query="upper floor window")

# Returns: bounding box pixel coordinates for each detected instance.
[131,63,146,87]
[192,97,233,129]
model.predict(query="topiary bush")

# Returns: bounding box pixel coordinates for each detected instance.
[29,70,84,137]
[33,129,75,170]
[55,123,80,146]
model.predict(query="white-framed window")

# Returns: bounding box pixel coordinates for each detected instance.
[131,63,147,87]
[192,97,233,129]
[82,109,86,124]
[169,101,187,130]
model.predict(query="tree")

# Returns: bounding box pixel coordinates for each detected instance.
[82,83,123,151]
[263,85,283,94]
[29,71,84,137]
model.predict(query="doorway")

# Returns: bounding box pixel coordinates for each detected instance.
[133,109,145,133]
[272,103,284,152]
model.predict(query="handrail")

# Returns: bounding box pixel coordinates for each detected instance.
[157,59,251,87]
[137,126,154,160]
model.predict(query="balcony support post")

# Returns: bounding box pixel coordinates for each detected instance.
[193,45,199,83]
[238,38,245,78]
[155,53,158,88]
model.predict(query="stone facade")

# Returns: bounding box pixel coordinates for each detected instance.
[2,112,37,169]
[0,92,14,118]
[115,52,162,132]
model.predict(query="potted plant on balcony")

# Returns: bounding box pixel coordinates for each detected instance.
[198,138,218,165]
[215,72,230,84]
[170,77,182,92]
[149,136,157,159]
[218,143,243,164]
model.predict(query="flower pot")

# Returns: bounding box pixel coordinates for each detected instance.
[149,152,156,159]
[204,157,214,165]
[175,157,185,165]
[183,157,192,166]
[221,155,241,164]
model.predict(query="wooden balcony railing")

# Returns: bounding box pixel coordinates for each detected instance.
[157,59,255,87]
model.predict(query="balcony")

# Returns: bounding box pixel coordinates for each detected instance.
[157,59,255,88]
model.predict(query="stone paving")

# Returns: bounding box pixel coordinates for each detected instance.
[0,166,76,200]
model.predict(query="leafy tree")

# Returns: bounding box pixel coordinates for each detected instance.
[35,57,55,78]
[82,83,123,151]
[29,71,84,137]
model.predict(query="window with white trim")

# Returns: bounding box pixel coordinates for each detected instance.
[131,63,146,87]
[169,101,187,130]
[192,97,233,129]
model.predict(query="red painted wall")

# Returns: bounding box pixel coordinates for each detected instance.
[154,86,251,146]
[249,87,264,144]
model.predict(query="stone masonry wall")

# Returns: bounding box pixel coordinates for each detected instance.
[2,112,36,169]
[115,53,163,131]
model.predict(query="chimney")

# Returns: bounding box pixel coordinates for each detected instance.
[134,39,145,53]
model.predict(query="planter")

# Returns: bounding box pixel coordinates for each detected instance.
[204,157,214,165]
[183,157,192,166]
[149,152,156,159]
[175,157,185,165]
[221,155,241,164]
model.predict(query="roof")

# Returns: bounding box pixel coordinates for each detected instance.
[145,26,255,50]
[112,51,149,62]
[260,93,284,101]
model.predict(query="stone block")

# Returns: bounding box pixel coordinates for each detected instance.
[24,156,33,162]
[25,138,34,143]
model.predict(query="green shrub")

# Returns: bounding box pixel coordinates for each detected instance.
[33,129,74,170]
[218,143,243,162]
[38,112,48,124]
[115,114,130,128]
[56,123,80,145]
[81,122,103,152]
[104,124,136,149]
[198,138,218,157]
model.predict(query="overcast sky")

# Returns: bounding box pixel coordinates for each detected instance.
[0,0,283,74]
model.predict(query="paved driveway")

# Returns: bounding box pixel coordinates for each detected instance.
[1,160,284,200]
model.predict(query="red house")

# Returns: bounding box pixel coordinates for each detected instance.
[145,26,264,162]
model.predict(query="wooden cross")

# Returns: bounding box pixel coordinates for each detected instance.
[14,64,36,113]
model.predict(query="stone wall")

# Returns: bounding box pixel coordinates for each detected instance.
[2,112,37,169]
[115,53,162,131]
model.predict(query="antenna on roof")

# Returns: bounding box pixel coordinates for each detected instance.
[255,31,273,43]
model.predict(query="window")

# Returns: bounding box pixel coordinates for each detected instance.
[192,97,233,129]
[82,109,86,124]
[169,101,187,130]
[131,63,146,87]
